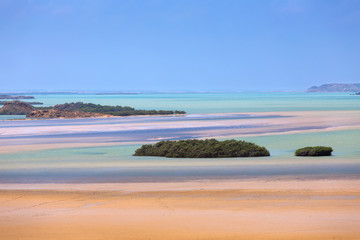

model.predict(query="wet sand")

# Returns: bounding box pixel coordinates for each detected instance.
[1,110,360,154]
[1,179,360,240]
[1,110,360,239]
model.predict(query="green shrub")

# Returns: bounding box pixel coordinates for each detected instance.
[134,139,270,158]
[295,146,333,157]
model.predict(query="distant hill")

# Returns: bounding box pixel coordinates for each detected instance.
[306,83,360,92]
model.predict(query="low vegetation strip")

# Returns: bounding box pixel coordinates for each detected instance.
[0,101,186,118]
[295,146,333,156]
[38,102,186,116]
[134,139,270,158]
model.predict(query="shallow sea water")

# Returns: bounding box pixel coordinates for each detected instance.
[0,92,359,183]
[1,92,360,116]
[0,129,359,183]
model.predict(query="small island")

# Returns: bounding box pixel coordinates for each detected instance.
[134,139,270,158]
[46,102,186,116]
[0,101,43,105]
[0,95,35,99]
[0,101,186,118]
[295,146,333,157]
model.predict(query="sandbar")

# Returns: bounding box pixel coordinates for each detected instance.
[1,110,360,154]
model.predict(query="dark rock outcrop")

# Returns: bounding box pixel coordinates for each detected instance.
[26,109,113,119]
[306,83,360,92]
[0,101,35,115]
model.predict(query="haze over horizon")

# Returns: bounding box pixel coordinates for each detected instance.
[1,0,360,92]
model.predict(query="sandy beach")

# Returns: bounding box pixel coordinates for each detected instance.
[1,110,360,239]
[1,179,360,240]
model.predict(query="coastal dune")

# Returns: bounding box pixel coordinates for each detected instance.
[1,179,360,240]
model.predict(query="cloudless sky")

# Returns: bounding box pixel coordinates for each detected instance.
[1,0,360,92]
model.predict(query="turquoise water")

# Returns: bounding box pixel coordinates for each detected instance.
[0,115,25,120]
[240,129,360,159]
[3,92,360,114]
[1,129,359,169]
[0,92,359,183]
[0,129,359,183]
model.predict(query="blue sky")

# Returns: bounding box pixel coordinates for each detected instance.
[1,0,360,92]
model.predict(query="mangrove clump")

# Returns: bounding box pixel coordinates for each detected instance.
[134,139,270,158]
[295,146,333,157]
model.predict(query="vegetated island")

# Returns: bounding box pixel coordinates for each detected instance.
[355,92,360,95]
[0,94,35,99]
[134,139,270,158]
[295,146,333,157]
[40,102,186,116]
[306,83,360,92]
[0,101,186,119]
